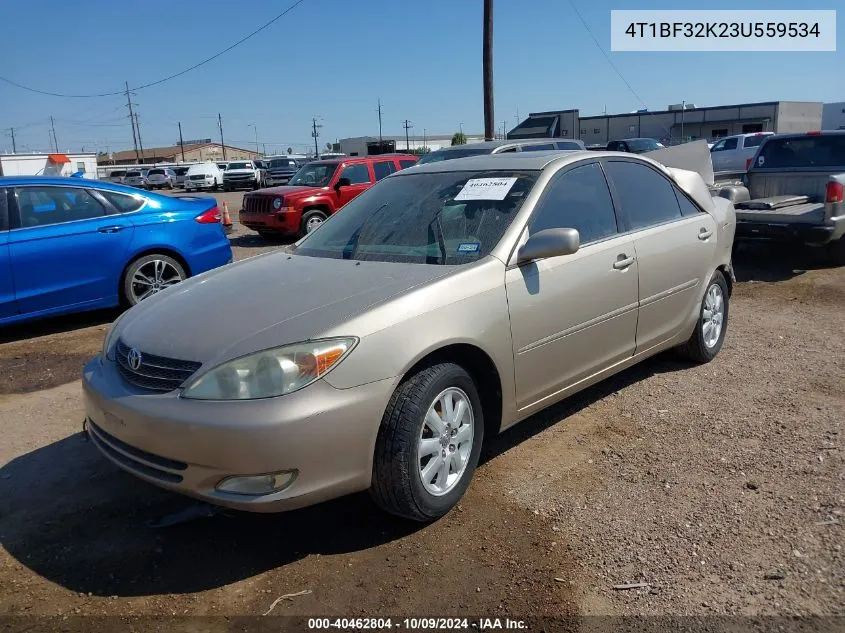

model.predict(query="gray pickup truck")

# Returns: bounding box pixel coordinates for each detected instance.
[716,131,845,264]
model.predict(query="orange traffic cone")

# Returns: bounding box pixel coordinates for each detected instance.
[221,201,233,230]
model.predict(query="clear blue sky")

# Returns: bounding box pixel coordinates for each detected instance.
[1,0,841,155]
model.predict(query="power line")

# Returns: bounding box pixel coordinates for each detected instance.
[0,0,308,99]
[565,0,646,109]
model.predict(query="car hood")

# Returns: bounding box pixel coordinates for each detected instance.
[116,252,455,367]
[256,185,325,196]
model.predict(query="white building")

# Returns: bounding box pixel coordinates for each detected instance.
[0,152,98,178]
[339,134,486,157]
[822,102,845,130]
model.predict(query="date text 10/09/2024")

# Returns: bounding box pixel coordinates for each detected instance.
[624,22,821,39]
[307,618,528,630]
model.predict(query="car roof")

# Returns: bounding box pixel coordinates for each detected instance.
[308,154,417,165]
[405,150,598,173]
[0,176,148,192]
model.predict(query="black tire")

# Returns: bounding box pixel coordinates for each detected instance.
[678,270,729,363]
[121,254,187,307]
[223,183,230,192]
[300,209,328,236]
[370,362,484,522]
[826,236,845,267]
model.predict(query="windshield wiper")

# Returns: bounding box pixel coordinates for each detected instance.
[428,213,447,265]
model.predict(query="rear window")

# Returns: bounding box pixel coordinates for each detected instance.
[418,148,490,164]
[743,134,768,148]
[754,135,845,169]
[227,162,251,170]
[125,171,140,177]
[147,169,164,176]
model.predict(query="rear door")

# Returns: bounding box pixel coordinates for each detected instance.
[8,185,135,315]
[604,160,717,352]
[0,189,15,319]
[334,162,373,209]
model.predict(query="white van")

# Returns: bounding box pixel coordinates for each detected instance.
[184,162,224,191]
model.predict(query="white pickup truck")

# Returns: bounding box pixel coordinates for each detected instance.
[710,132,774,174]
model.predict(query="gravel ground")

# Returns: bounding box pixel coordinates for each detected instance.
[0,197,842,620]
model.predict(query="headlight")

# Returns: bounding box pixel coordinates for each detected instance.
[273,197,282,209]
[101,311,129,361]
[181,337,357,400]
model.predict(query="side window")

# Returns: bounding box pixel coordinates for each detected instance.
[0,189,8,231]
[522,143,555,151]
[723,138,738,150]
[372,161,396,181]
[399,159,416,169]
[674,189,703,217]
[498,147,518,153]
[556,141,582,150]
[710,139,726,152]
[340,163,371,184]
[605,161,682,230]
[530,162,618,245]
[15,187,106,228]
[99,190,145,213]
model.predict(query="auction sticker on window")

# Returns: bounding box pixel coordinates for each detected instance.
[454,177,517,201]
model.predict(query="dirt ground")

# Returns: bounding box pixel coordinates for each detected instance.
[0,195,842,621]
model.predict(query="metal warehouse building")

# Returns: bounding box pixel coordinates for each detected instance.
[508,101,823,146]
[98,142,260,166]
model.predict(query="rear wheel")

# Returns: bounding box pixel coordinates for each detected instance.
[678,270,729,363]
[300,209,327,235]
[122,254,187,306]
[370,362,484,522]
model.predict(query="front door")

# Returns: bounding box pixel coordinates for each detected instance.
[333,162,373,210]
[506,161,639,412]
[8,185,135,316]
[604,160,718,352]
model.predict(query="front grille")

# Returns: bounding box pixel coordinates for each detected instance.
[243,196,274,214]
[115,339,202,392]
[189,175,206,181]
[88,420,185,484]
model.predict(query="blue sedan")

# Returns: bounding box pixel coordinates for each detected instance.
[0,177,233,326]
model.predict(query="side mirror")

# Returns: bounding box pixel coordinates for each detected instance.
[517,228,580,264]
[335,177,351,191]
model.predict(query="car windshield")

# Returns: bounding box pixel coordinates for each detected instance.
[293,170,539,265]
[417,148,491,165]
[288,163,339,186]
[743,134,769,148]
[174,167,189,175]
[754,135,845,169]
[270,158,296,169]
[626,139,661,153]
[227,162,251,170]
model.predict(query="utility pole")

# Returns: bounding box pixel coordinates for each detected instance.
[377,98,383,144]
[134,113,145,163]
[680,100,685,144]
[311,117,322,157]
[403,119,413,151]
[483,0,494,141]
[50,116,59,152]
[502,120,508,140]
[125,81,140,164]
[423,128,427,150]
[178,121,186,161]
[8,128,16,153]
[218,113,227,160]
[249,124,259,155]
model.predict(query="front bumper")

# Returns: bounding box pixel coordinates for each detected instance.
[185,180,215,190]
[240,209,302,235]
[735,220,836,245]
[266,175,293,186]
[82,357,396,512]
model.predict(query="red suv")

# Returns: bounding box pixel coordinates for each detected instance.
[240,154,419,238]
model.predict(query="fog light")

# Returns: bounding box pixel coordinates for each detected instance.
[216,470,297,495]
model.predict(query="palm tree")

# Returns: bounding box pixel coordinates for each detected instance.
[451,132,467,146]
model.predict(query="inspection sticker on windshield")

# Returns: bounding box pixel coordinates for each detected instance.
[457,242,481,253]
[454,177,517,201]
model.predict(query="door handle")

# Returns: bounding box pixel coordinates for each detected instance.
[97,225,125,234]
[698,228,713,240]
[613,255,635,270]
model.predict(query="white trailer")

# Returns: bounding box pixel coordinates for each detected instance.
[0,153,98,178]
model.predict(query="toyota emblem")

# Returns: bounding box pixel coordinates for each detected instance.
[127,348,143,371]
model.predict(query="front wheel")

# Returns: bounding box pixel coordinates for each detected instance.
[300,209,327,236]
[370,362,484,522]
[122,254,187,306]
[678,270,729,363]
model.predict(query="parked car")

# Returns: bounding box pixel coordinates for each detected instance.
[418,138,586,165]
[240,154,419,238]
[0,177,232,327]
[122,169,150,189]
[709,132,774,173]
[173,166,190,188]
[716,130,845,263]
[184,162,224,192]
[223,161,262,191]
[606,138,663,153]
[106,169,128,184]
[264,156,301,187]
[146,168,176,190]
[83,151,735,521]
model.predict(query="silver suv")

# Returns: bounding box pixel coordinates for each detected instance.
[418,138,585,165]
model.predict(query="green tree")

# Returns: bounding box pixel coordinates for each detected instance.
[451,132,467,146]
